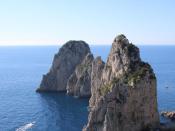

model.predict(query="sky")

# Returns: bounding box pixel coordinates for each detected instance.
[0,0,175,46]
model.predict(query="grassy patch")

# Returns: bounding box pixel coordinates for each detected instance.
[99,77,119,96]
[126,62,156,85]
[99,83,112,96]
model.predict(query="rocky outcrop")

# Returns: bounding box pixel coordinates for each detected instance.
[66,53,94,97]
[36,40,90,92]
[89,56,105,108]
[161,111,175,121]
[83,34,159,131]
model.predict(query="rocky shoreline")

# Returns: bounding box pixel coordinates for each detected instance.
[161,112,175,121]
[37,34,174,131]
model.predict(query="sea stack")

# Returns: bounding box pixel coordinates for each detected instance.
[83,34,159,131]
[36,40,90,92]
[90,56,105,108]
[66,53,94,97]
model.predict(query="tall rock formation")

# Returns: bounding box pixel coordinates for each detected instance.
[66,53,94,97]
[90,56,105,108]
[83,34,159,131]
[36,40,90,92]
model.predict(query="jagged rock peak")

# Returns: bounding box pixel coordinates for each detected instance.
[83,34,159,131]
[36,40,91,92]
[112,34,140,61]
[66,53,94,97]
[106,34,141,78]
[113,34,128,44]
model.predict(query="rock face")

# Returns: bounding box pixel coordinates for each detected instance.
[66,53,94,97]
[83,35,159,131]
[161,111,175,121]
[89,56,105,108]
[36,41,90,92]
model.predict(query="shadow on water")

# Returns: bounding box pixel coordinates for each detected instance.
[34,92,89,131]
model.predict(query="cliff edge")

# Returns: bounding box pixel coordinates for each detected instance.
[66,53,94,97]
[36,40,90,92]
[83,34,159,131]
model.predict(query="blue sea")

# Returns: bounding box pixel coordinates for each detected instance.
[0,45,175,131]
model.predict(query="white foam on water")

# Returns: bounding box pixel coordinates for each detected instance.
[16,121,35,131]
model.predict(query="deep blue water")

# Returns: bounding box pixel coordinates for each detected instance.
[0,45,175,130]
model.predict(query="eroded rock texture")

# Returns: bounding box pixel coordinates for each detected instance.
[66,53,94,97]
[90,56,105,108]
[37,40,90,92]
[83,34,159,131]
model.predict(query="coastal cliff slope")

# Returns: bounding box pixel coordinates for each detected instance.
[37,40,90,92]
[66,53,94,97]
[83,34,159,131]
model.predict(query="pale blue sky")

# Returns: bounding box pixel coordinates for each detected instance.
[0,0,175,45]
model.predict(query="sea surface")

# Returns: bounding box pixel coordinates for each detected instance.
[0,45,175,131]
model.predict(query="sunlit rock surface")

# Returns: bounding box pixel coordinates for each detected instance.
[66,53,94,97]
[83,34,159,131]
[37,41,90,92]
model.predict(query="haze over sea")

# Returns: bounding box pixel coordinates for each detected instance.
[0,45,175,131]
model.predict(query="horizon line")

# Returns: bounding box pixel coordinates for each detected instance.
[0,44,175,46]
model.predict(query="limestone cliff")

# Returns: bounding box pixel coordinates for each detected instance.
[66,53,94,97]
[36,40,90,92]
[83,35,159,131]
[90,56,105,108]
